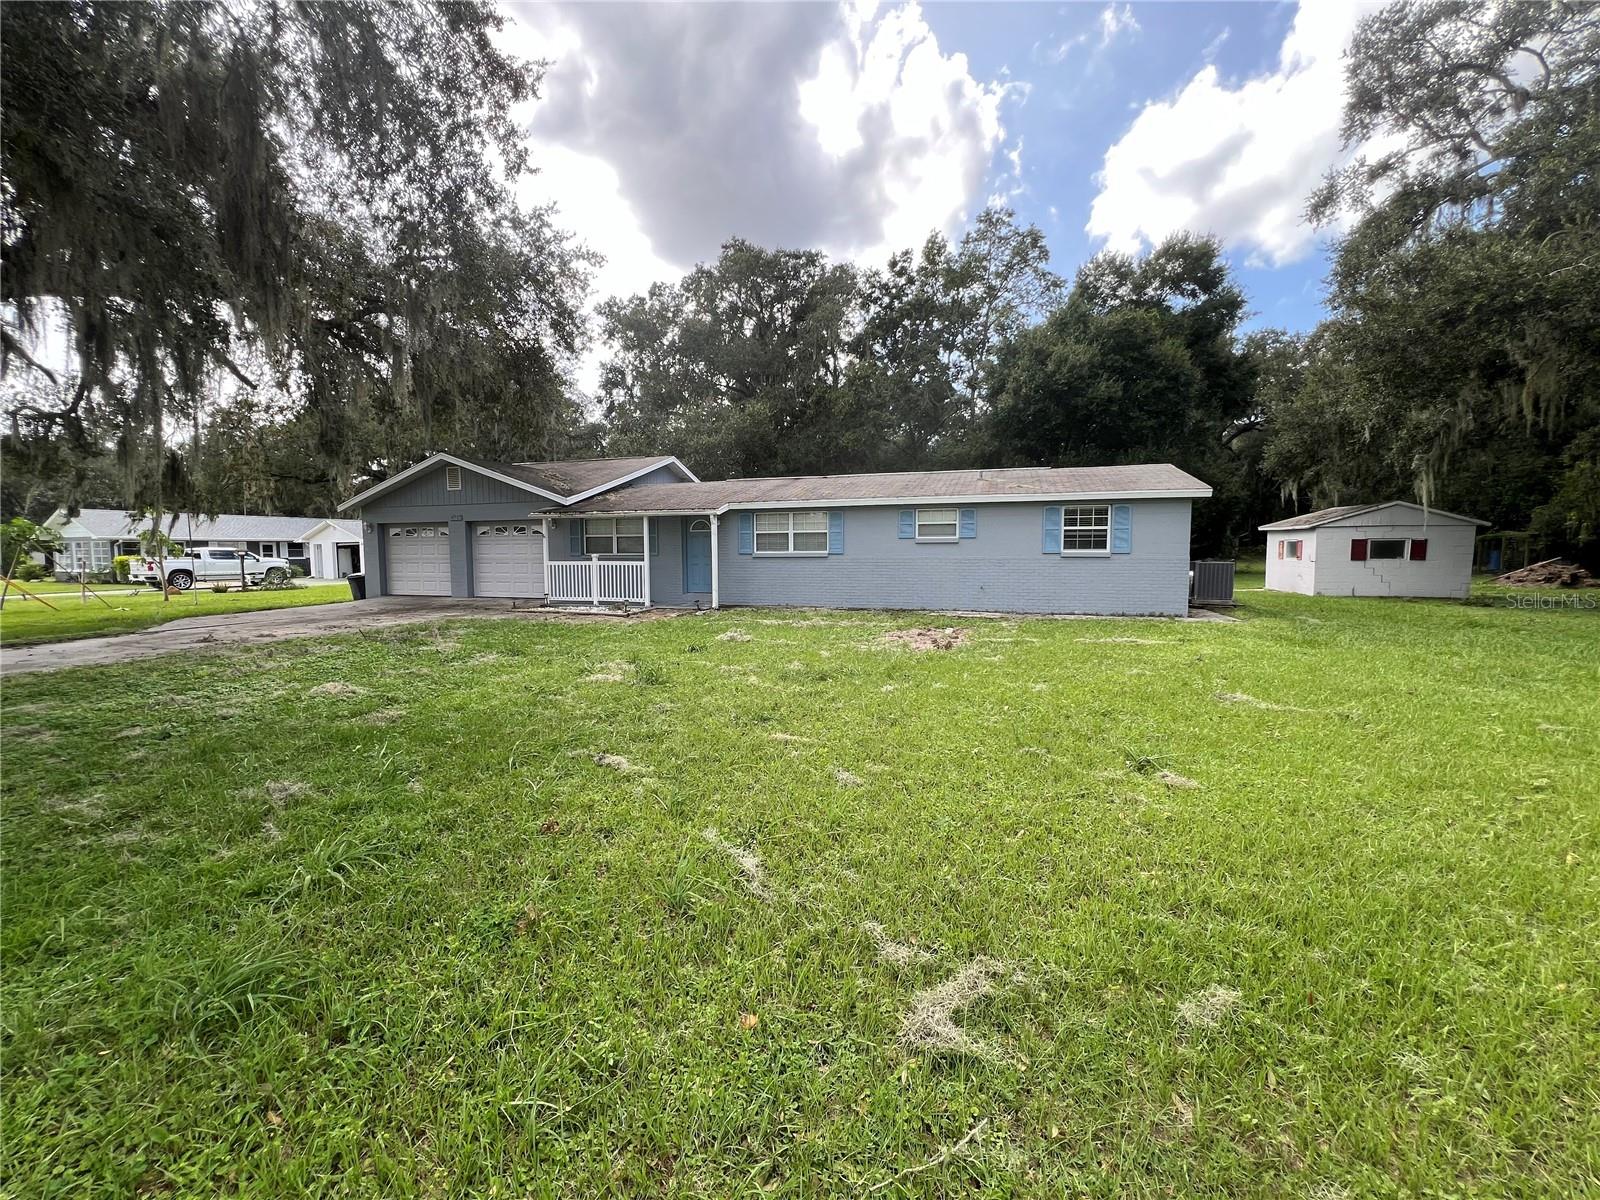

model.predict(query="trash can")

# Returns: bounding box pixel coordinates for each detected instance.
[347,572,366,601]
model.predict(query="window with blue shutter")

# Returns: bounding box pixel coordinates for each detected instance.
[1042,506,1062,554]
[828,511,844,555]
[898,510,915,539]
[959,508,976,538]
[737,512,754,555]
[1111,504,1133,554]
[650,520,659,556]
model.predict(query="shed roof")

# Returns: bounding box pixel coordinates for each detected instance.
[1259,501,1488,531]
[555,463,1211,514]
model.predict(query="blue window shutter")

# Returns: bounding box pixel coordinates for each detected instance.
[959,508,977,539]
[898,509,915,539]
[650,520,659,556]
[1042,506,1061,554]
[1111,504,1133,554]
[737,512,753,555]
[828,511,844,555]
[569,520,583,556]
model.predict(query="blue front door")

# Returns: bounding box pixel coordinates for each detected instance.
[684,518,712,592]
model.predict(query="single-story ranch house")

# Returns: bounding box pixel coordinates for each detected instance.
[40,508,361,581]
[338,453,1214,616]
[1260,501,1487,599]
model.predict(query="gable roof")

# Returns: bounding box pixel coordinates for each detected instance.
[337,452,695,511]
[48,508,334,541]
[298,518,363,541]
[1259,500,1488,531]
[557,463,1212,514]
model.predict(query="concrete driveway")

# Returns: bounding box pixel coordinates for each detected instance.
[1,596,667,676]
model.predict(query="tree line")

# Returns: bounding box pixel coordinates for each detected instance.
[3,1,1595,561]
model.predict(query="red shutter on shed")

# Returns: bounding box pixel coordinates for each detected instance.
[1350,538,1368,561]
[1277,540,1284,559]
[1409,539,1428,561]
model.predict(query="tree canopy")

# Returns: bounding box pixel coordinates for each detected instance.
[2,0,592,518]
[1285,0,1600,548]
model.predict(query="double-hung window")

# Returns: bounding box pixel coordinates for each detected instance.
[584,517,645,556]
[1061,505,1110,553]
[915,508,959,542]
[754,511,828,555]
[1368,539,1406,560]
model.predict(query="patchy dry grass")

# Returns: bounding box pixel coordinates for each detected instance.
[1,588,1597,1196]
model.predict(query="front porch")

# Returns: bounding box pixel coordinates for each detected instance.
[539,513,719,609]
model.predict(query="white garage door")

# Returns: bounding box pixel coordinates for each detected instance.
[472,522,544,597]
[385,525,452,596]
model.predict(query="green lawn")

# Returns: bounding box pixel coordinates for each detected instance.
[2,589,1596,1196]
[0,581,353,647]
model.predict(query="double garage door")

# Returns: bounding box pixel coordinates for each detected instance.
[385,523,545,597]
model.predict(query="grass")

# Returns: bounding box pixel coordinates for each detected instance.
[0,581,352,647]
[1,587,1596,1196]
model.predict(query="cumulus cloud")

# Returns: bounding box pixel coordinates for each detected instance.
[505,0,1012,272]
[1086,1,1384,266]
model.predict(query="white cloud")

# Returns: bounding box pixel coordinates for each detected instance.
[794,0,1014,259]
[497,1,1014,392]
[1086,1,1383,266]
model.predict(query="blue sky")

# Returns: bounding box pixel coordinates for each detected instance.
[501,1,1378,384]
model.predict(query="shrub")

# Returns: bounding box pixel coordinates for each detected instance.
[10,559,47,582]
[211,582,231,594]
[113,554,138,583]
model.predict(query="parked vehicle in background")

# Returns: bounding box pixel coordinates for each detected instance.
[131,547,293,591]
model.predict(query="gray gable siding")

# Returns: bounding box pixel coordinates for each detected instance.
[361,463,542,514]
[612,462,690,491]
[714,500,1193,615]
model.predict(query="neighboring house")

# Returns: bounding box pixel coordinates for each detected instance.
[39,508,350,581]
[299,519,364,580]
[338,453,1213,616]
[1260,502,1487,599]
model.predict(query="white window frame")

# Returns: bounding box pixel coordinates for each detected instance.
[753,511,829,556]
[584,517,645,557]
[1061,505,1111,555]
[1368,538,1407,560]
[1283,539,1303,560]
[915,507,959,543]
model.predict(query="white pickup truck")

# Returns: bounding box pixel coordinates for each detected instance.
[132,547,294,591]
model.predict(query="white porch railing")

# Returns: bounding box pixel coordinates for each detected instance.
[546,556,647,606]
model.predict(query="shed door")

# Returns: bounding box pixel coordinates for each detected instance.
[472,523,544,597]
[385,525,451,596]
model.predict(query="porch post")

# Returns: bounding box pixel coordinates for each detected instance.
[591,554,601,605]
[642,516,652,608]
[710,512,720,609]
[541,517,551,599]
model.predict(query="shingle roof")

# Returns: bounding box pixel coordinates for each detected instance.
[1259,501,1487,531]
[557,463,1211,513]
[52,508,336,541]
[488,456,682,496]
[339,453,689,510]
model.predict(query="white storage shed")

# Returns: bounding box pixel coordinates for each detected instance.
[1260,502,1487,599]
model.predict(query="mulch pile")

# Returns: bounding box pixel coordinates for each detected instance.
[1494,558,1598,588]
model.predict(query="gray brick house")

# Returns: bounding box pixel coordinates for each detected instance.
[339,454,1212,616]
